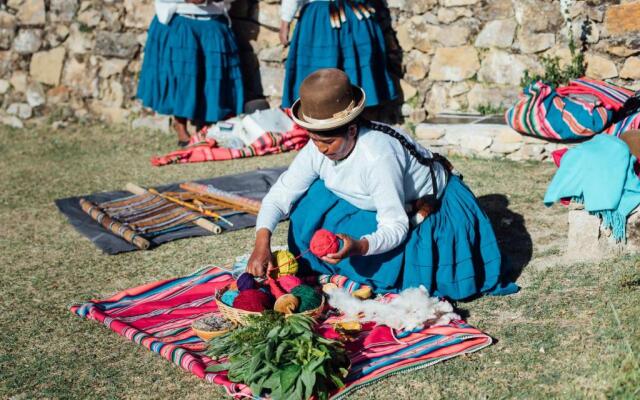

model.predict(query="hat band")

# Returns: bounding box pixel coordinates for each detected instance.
[301,100,356,125]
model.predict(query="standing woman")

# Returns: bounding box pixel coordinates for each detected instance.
[279,0,398,110]
[137,0,244,146]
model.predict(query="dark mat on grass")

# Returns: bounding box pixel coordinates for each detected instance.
[55,167,285,255]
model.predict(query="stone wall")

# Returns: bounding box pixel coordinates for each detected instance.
[414,121,570,162]
[1,0,640,130]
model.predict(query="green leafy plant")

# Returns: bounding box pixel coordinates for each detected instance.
[206,313,349,400]
[477,103,506,116]
[520,30,587,89]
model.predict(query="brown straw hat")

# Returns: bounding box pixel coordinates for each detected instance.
[290,68,366,132]
[620,130,640,160]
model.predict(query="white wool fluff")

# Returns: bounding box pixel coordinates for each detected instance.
[328,286,460,331]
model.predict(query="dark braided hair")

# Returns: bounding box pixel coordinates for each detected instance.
[361,119,452,199]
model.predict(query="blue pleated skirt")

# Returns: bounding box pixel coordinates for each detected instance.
[137,15,244,123]
[288,176,519,300]
[281,1,398,108]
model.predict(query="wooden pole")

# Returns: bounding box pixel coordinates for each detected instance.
[79,198,151,250]
[125,183,223,234]
[179,182,261,215]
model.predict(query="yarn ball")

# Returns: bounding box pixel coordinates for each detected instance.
[290,285,322,312]
[232,289,274,312]
[220,289,240,306]
[274,294,300,314]
[271,250,299,278]
[322,283,338,295]
[277,275,303,293]
[267,279,287,299]
[310,229,340,257]
[352,286,373,300]
[236,272,256,292]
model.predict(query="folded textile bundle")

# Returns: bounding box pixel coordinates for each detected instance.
[506,77,640,141]
[151,126,309,166]
[544,134,640,241]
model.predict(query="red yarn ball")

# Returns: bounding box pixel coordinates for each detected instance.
[277,275,303,293]
[267,278,287,299]
[310,229,340,257]
[232,289,274,312]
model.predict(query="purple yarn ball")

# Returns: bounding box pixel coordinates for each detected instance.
[237,272,256,292]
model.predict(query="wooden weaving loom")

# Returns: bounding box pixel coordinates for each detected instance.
[79,183,263,250]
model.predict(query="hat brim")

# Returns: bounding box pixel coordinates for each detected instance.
[290,85,366,132]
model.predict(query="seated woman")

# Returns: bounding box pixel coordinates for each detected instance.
[247,69,518,300]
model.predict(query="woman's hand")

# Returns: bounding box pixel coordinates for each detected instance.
[321,234,369,265]
[279,20,290,45]
[247,228,274,277]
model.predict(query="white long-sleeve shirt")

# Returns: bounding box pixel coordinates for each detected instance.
[155,0,233,25]
[256,125,447,256]
[280,0,325,22]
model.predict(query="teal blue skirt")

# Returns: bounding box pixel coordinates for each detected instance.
[137,15,244,122]
[281,1,398,108]
[288,177,519,300]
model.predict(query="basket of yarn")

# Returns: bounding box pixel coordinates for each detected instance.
[215,272,325,325]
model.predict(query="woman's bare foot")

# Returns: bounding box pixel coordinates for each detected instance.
[173,116,190,145]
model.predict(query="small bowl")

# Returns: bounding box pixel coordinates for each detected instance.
[191,317,237,341]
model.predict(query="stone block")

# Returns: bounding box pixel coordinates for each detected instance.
[95,31,139,59]
[605,2,640,36]
[474,19,516,48]
[399,79,417,100]
[437,7,472,23]
[13,29,42,54]
[490,141,522,154]
[620,57,640,80]
[253,2,280,29]
[65,24,93,55]
[123,0,154,29]
[49,0,78,23]
[0,79,9,94]
[7,102,33,119]
[513,0,563,33]
[440,0,479,6]
[478,49,541,86]
[565,209,640,262]
[17,0,45,26]
[26,81,45,107]
[30,47,66,86]
[429,46,479,82]
[10,71,28,93]
[0,114,24,128]
[47,85,71,103]
[585,53,618,80]
[415,123,446,140]
[259,64,285,97]
[517,32,555,54]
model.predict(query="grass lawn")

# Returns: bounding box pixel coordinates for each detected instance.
[0,122,638,399]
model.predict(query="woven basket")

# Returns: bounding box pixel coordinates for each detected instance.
[215,286,325,326]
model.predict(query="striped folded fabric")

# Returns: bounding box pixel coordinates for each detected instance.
[506,77,640,141]
[71,266,492,399]
[151,126,309,166]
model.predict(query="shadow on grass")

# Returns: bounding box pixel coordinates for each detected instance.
[478,194,532,285]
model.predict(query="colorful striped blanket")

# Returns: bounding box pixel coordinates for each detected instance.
[151,126,309,166]
[71,267,492,399]
[506,77,640,141]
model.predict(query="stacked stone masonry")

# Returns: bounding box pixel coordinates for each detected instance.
[1,0,640,135]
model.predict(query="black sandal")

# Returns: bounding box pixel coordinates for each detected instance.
[177,140,190,148]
